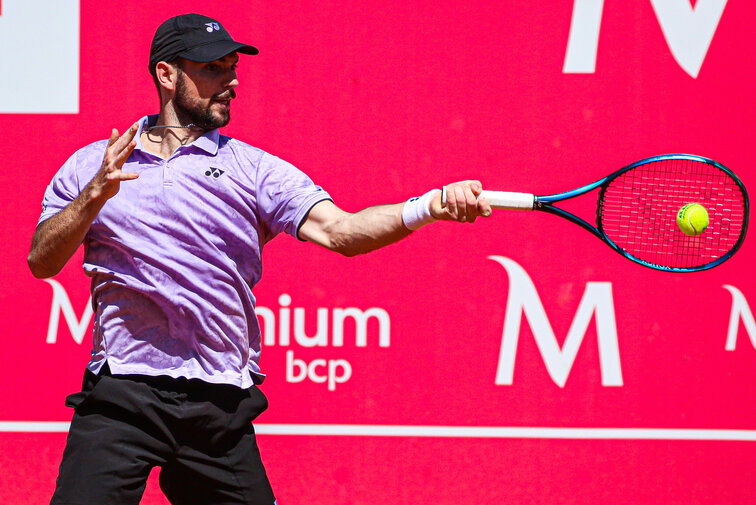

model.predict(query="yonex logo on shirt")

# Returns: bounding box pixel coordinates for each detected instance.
[205,167,225,178]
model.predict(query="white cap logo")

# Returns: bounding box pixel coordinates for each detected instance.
[205,22,220,32]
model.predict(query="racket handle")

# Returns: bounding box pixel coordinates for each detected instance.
[480,190,535,210]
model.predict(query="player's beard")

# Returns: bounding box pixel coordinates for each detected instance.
[174,70,234,131]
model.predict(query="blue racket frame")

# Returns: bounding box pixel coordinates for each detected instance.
[533,154,750,272]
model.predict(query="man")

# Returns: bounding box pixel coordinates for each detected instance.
[28,13,492,505]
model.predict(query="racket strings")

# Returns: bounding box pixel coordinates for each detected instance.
[599,159,747,269]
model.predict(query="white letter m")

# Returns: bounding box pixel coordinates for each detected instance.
[490,256,623,388]
[43,279,93,345]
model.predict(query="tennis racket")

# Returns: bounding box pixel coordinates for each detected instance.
[464,154,749,272]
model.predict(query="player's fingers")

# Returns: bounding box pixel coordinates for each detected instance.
[469,180,483,197]
[477,195,493,217]
[107,129,119,147]
[110,140,137,170]
[122,121,140,142]
[100,132,120,174]
[461,185,479,222]
[113,122,140,155]
[107,169,139,181]
[463,184,478,206]
[441,180,488,221]
[452,185,467,222]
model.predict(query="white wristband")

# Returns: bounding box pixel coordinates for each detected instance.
[402,189,441,230]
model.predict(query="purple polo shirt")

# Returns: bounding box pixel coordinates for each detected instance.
[39,115,331,388]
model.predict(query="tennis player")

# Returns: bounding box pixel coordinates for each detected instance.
[28,13,492,505]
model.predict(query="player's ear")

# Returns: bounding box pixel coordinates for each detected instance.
[155,60,180,95]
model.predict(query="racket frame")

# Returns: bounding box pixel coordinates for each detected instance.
[481,154,750,272]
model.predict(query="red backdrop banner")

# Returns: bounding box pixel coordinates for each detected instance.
[1,1,754,504]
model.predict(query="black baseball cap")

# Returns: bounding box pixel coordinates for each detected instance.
[149,14,258,71]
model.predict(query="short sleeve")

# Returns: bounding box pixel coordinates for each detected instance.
[256,153,332,239]
[38,151,83,225]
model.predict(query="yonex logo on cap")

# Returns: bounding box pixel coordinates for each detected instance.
[205,22,220,32]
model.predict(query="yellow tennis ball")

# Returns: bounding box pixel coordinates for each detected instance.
[676,203,709,236]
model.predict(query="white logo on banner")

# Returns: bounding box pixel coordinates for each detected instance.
[0,0,79,113]
[723,285,756,351]
[43,279,92,345]
[563,0,727,78]
[41,277,753,391]
[41,283,389,392]
[258,294,390,348]
[257,294,391,391]
[489,256,623,387]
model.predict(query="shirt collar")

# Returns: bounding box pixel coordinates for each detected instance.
[135,114,220,156]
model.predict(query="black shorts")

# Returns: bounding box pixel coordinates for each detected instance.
[50,365,276,505]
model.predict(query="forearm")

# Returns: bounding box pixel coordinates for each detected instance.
[310,203,412,257]
[28,187,107,278]
[299,181,491,256]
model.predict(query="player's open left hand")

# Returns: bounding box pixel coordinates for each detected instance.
[431,180,492,222]
[88,122,141,202]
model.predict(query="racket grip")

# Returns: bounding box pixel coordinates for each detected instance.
[480,191,535,210]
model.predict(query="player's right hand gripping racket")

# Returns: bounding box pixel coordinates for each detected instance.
[467,154,749,272]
